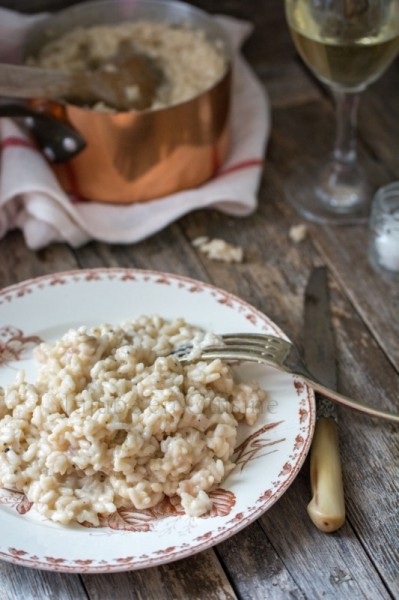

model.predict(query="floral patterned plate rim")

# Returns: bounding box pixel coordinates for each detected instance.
[0,268,315,573]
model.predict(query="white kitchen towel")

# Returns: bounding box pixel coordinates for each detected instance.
[0,9,270,250]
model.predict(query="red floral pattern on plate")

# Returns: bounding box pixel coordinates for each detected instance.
[94,489,236,532]
[0,488,33,514]
[234,421,285,470]
[0,326,42,366]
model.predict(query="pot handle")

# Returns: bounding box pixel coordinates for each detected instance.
[0,102,86,162]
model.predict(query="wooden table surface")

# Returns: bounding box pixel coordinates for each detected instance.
[0,1,398,598]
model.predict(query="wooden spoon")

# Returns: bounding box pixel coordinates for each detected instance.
[0,51,163,111]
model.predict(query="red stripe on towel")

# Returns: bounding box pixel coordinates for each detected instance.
[216,158,264,178]
[0,135,87,203]
[0,136,37,152]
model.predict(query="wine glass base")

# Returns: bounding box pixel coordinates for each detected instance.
[284,159,372,225]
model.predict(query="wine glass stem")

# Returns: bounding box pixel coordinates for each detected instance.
[332,90,360,166]
[313,89,369,215]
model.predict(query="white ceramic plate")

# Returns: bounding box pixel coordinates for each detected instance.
[0,269,315,573]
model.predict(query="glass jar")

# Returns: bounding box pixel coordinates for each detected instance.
[368,182,399,279]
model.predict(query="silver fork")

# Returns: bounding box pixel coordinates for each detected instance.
[173,333,399,423]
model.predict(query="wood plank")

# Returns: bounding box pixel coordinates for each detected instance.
[326,282,399,595]
[81,549,237,600]
[310,225,399,370]
[259,474,392,600]
[0,231,78,288]
[358,60,399,179]
[259,62,322,109]
[215,521,307,599]
[73,223,211,282]
[0,562,88,600]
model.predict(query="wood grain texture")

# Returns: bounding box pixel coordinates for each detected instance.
[82,550,237,600]
[215,521,308,600]
[260,475,392,600]
[0,562,88,599]
[0,0,398,598]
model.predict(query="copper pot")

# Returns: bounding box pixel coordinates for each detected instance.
[23,0,232,204]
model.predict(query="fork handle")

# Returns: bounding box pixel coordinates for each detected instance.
[307,416,345,532]
[303,378,399,423]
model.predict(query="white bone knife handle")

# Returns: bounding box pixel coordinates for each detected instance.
[307,416,345,532]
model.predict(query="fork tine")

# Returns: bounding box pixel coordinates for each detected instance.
[217,335,292,363]
[221,333,292,352]
[172,344,260,361]
[178,347,280,366]
[221,333,281,341]
[198,342,286,360]
[174,333,293,365]
[221,333,289,345]
[221,333,287,342]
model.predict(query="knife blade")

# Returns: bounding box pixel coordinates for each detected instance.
[303,266,345,533]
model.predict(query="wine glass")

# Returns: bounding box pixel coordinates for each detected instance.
[284,0,399,224]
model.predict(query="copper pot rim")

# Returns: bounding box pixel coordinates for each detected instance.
[30,70,232,121]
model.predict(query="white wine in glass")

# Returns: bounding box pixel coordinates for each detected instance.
[284,0,399,224]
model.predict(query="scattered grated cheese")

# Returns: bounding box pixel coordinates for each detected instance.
[191,236,244,263]
[289,223,307,243]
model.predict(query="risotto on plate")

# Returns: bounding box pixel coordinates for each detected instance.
[0,316,266,525]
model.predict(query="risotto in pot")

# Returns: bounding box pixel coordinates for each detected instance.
[28,20,228,111]
[0,316,266,525]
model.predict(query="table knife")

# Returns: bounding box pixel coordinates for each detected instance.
[303,266,345,533]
